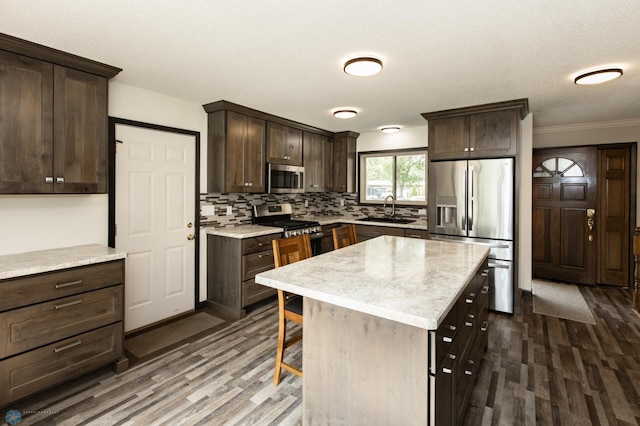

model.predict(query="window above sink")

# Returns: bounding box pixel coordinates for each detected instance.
[358,148,428,207]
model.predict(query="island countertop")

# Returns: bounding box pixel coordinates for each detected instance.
[255,236,489,330]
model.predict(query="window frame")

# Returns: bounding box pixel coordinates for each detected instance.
[358,148,428,206]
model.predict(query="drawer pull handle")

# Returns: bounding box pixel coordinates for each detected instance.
[468,313,475,319]
[481,285,490,294]
[442,336,453,343]
[54,300,83,310]
[481,321,489,332]
[53,340,82,353]
[464,370,473,376]
[465,321,473,327]
[442,367,452,374]
[449,324,457,331]
[258,253,272,258]
[55,280,83,289]
[448,353,457,360]
[465,298,473,304]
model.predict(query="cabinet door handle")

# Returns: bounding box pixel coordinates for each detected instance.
[53,340,82,353]
[465,321,473,327]
[466,298,473,304]
[469,147,475,152]
[481,285,490,294]
[442,336,453,343]
[481,321,489,332]
[448,324,457,331]
[448,353,457,360]
[442,367,453,374]
[464,147,469,152]
[464,369,473,376]
[55,280,83,289]
[54,299,83,310]
[481,269,489,277]
[468,313,475,319]
[258,252,272,258]
[56,177,65,183]
[45,176,54,183]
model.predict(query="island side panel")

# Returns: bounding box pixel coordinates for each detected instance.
[303,298,430,425]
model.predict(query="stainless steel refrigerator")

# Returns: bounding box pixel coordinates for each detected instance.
[428,158,515,314]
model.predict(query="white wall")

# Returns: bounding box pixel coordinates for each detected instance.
[357,126,428,152]
[0,82,208,256]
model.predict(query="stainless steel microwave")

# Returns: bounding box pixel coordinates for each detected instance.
[268,164,304,193]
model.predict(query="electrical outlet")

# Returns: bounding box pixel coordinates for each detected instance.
[201,205,216,216]
[226,206,233,215]
[418,208,427,215]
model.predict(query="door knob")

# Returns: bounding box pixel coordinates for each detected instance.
[187,234,195,240]
[187,222,193,228]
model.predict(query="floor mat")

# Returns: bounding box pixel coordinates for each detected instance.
[532,279,596,324]
[125,312,225,359]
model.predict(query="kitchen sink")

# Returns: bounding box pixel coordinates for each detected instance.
[357,217,415,224]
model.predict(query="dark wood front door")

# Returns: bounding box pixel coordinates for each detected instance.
[532,147,598,284]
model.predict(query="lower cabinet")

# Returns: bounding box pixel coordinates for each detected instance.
[430,257,489,425]
[207,233,279,319]
[0,259,126,406]
[355,224,429,242]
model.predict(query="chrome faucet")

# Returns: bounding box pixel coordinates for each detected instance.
[383,195,395,219]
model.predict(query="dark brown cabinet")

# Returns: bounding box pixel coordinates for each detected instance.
[422,99,528,161]
[207,232,279,319]
[0,259,126,405]
[303,131,331,192]
[431,257,489,425]
[332,131,358,192]
[267,122,303,166]
[206,110,266,193]
[0,34,120,194]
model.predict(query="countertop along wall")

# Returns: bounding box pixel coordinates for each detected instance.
[0,82,208,256]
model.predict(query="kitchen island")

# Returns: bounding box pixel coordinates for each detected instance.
[255,236,490,425]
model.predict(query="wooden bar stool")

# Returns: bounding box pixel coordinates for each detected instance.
[271,234,312,385]
[332,224,357,250]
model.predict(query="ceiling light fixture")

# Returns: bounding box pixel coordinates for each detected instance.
[574,68,623,85]
[343,57,383,77]
[381,126,400,133]
[333,109,357,119]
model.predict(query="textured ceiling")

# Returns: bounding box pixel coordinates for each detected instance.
[2,0,639,134]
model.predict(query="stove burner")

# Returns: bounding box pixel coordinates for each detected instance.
[253,204,322,238]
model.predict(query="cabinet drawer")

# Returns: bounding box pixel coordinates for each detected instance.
[355,225,404,241]
[434,303,459,366]
[0,260,124,312]
[242,278,276,307]
[242,250,275,281]
[0,323,123,405]
[0,285,122,358]
[242,234,279,255]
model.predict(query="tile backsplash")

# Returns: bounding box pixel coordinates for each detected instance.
[200,192,427,227]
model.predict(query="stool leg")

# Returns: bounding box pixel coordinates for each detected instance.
[273,315,287,385]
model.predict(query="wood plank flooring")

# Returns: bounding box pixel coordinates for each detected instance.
[3,285,639,425]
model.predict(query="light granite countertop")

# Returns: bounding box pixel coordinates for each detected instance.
[203,224,283,239]
[203,215,428,239]
[255,236,488,330]
[0,244,127,280]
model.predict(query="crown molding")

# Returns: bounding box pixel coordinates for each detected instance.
[534,118,640,134]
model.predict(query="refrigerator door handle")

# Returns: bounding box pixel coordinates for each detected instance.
[461,166,467,231]
[468,166,474,231]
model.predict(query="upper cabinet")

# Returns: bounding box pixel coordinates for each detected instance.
[422,99,528,161]
[303,131,331,192]
[267,122,302,166]
[332,131,359,193]
[203,100,356,194]
[205,107,266,193]
[0,34,121,194]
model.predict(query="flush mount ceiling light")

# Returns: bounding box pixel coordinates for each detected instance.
[333,109,357,119]
[343,57,383,77]
[574,68,623,85]
[381,126,400,133]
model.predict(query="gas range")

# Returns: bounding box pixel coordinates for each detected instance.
[252,204,323,239]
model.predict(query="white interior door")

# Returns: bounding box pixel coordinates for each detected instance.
[115,123,196,332]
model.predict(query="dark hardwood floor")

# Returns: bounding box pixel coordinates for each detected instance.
[3,286,639,425]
